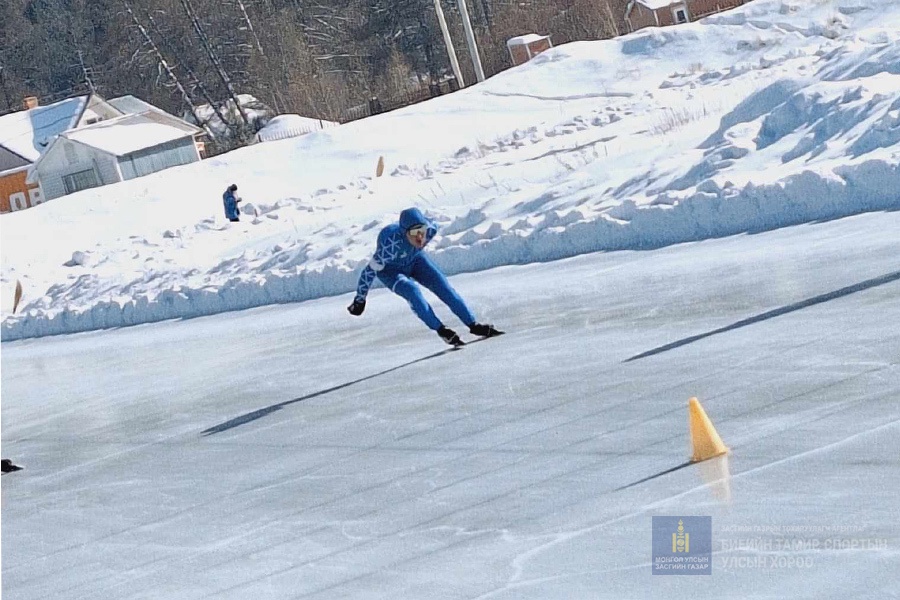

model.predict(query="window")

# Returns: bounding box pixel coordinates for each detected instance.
[9,192,28,211]
[63,169,100,194]
[674,8,688,23]
[64,141,78,165]
[29,187,44,205]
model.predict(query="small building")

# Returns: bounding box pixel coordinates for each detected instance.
[0,147,34,212]
[0,94,122,213]
[251,114,339,144]
[507,34,553,67]
[28,113,203,201]
[109,95,208,157]
[625,0,748,32]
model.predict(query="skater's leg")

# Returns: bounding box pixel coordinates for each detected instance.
[384,274,444,330]
[411,255,476,326]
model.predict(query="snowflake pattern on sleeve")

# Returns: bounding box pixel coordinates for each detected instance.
[355,231,405,301]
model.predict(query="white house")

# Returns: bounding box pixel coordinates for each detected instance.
[0,94,123,212]
[28,112,202,200]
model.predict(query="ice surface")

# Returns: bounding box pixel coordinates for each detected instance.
[2,210,898,599]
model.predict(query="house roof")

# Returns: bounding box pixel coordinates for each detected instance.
[109,95,203,135]
[634,0,685,9]
[507,34,550,47]
[61,113,195,156]
[0,96,88,162]
[107,95,158,115]
[0,145,30,173]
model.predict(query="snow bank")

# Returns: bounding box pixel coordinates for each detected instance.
[3,0,900,341]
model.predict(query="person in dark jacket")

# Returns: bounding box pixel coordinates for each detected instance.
[223,184,241,222]
[348,207,503,346]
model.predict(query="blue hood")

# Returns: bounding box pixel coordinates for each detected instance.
[399,207,431,231]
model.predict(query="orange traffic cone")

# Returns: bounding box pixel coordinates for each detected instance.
[688,397,728,462]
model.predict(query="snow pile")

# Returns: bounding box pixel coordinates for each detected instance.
[252,114,340,143]
[2,0,899,341]
[185,93,273,138]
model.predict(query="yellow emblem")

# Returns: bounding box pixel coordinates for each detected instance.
[672,519,690,553]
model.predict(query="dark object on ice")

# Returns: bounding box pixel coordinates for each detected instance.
[438,326,464,347]
[1,458,23,473]
[469,323,504,338]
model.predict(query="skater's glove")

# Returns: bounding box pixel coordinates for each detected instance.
[347,299,366,316]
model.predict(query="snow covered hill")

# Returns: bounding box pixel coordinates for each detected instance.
[2,0,899,340]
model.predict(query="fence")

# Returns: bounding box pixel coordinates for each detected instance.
[340,77,460,123]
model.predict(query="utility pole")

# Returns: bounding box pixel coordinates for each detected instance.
[433,0,465,87]
[456,0,485,82]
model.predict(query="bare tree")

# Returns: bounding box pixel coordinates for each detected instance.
[233,0,265,55]
[76,49,97,94]
[179,0,252,130]
[2,0,630,148]
[141,2,244,139]
[120,0,211,130]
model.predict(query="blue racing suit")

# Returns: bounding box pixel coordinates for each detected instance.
[354,207,476,330]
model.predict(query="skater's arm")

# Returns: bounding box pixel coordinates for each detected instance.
[354,228,399,301]
[354,263,378,302]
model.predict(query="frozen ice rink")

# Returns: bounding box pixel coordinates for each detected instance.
[3,210,898,599]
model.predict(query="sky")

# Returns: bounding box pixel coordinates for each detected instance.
[2,0,899,597]
[2,0,899,341]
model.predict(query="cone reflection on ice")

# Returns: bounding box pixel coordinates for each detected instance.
[697,454,732,504]
[688,397,728,462]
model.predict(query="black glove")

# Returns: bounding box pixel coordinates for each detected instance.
[347,299,366,316]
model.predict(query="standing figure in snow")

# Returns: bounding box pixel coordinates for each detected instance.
[223,184,241,222]
[347,207,503,346]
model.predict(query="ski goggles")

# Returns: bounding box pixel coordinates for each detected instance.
[407,224,427,236]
